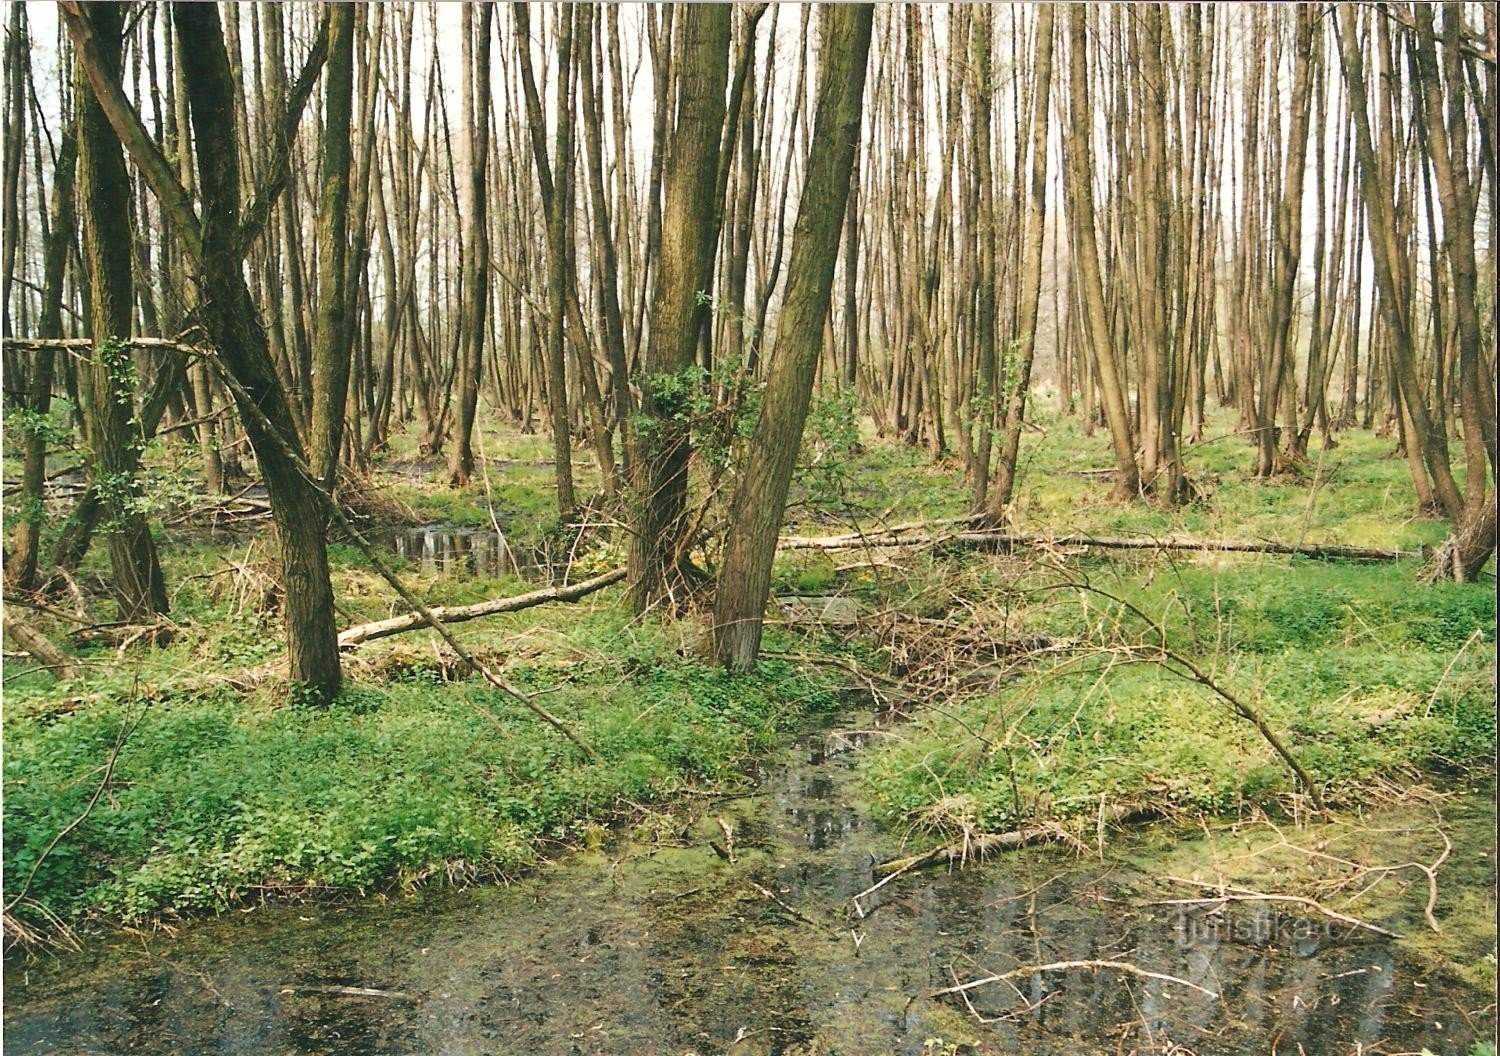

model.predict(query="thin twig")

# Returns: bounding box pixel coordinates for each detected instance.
[1161,875,1400,938]
[930,959,1218,1001]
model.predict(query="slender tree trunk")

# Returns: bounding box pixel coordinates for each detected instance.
[447,5,493,486]
[988,7,1054,521]
[308,4,354,489]
[713,4,874,671]
[1063,6,1138,500]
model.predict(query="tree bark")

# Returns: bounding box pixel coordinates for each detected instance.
[627,4,730,614]
[75,1,168,622]
[713,4,875,671]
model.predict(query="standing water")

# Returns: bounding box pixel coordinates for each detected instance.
[4,714,1491,1054]
[382,525,522,579]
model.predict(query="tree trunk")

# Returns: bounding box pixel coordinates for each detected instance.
[307,4,354,489]
[447,4,493,487]
[988,6,1054,521]
[627,4,730,614]
[75,1,168,622]
[713,4,874,671]
[1062,5,1138,501]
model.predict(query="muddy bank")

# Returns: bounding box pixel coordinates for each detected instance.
[5,716,1492,1055]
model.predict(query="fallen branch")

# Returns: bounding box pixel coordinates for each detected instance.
[337,568,625,647]
[778,528,1413,563]
[1160,875,1400,938]
[871,807,1139,880]
[275,985,416,1001]
[930,959,1218,1001]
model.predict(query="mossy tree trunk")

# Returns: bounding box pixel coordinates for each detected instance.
[75,1,168,623]
[627,4,730,615]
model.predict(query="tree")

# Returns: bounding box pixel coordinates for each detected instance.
[74,1,168,622]
[60,1,343,700]
[986,5,1055,522]
[308,4,355,489]
[447,4,493,487]
[713,4,875,671]
[627,4,730,615]
[1062,5,1138,501]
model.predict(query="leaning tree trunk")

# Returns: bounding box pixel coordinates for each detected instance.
[172,3,341,700]
[713,3,874,671]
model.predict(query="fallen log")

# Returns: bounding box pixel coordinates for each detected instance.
[337,567,625,647]
[873,825,1063,879]
[778,528,1414,562]
[3,614,82,680]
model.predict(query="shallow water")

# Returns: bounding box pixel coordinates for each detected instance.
[381,525,523,580]
[5,717,1491,1055]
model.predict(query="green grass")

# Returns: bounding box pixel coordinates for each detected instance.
[4,406,1493,934]
[3,610,840,927]
[857,561,1495,835]
[783,409,1464,553]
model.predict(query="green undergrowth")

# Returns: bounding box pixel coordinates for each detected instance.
[857,560,1495,838]
[783,410,1467,554]
[4,409,1495,939]
[3,613,840,929]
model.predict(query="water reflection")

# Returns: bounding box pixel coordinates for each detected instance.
[4,722,1490,1056]
[383,525,521,579]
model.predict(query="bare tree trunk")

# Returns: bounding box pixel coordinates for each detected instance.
[713,4,874,671]
[1063,6,1138,500]
[447,4,493,487]
[988,6,1054,522]
[308,4,354,489]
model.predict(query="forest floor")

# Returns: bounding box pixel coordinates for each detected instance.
[3,405,1494,979]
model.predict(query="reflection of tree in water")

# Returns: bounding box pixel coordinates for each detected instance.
[386,528,515,579]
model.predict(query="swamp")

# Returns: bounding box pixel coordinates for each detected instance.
[2,3,1496,1054]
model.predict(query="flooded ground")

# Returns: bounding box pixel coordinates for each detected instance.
[381,524,523,579]
[5,715,1492,1055]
